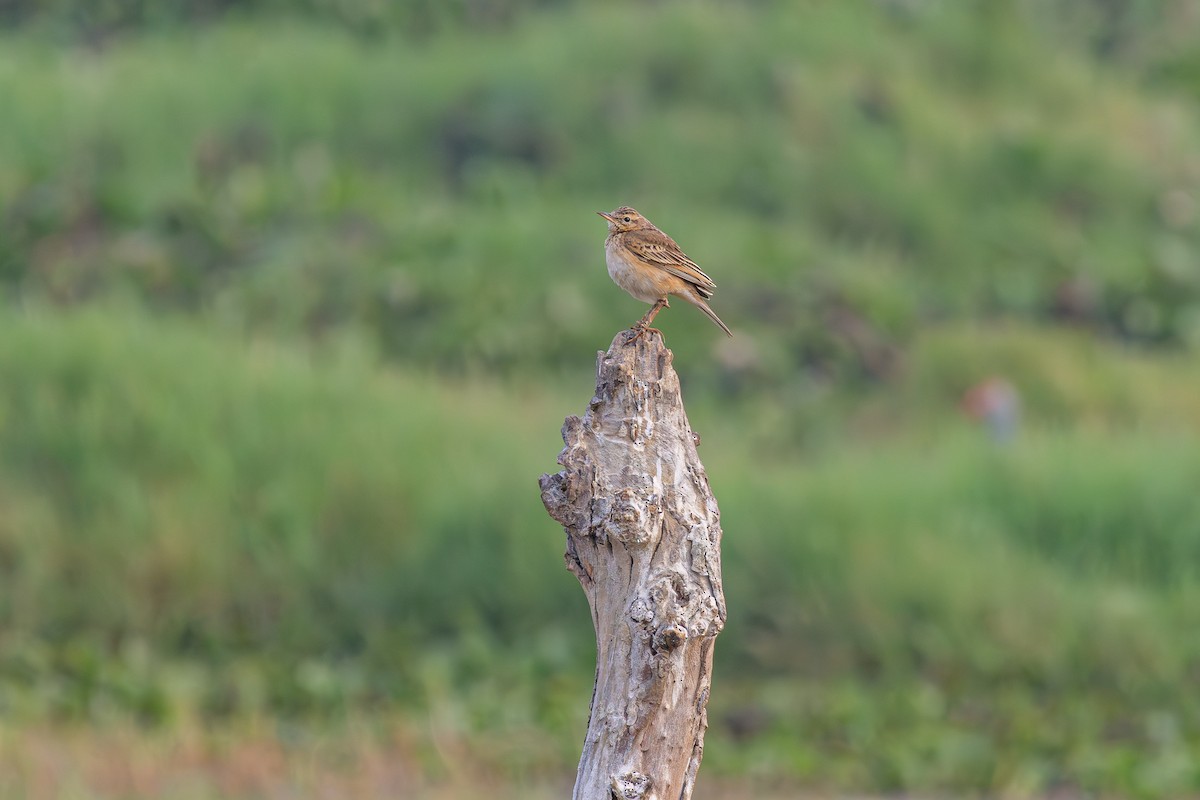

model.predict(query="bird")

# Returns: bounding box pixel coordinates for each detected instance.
[597,206,732,341]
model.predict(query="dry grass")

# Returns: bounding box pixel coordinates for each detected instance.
[0,721,845,800]
[1,717,576,800]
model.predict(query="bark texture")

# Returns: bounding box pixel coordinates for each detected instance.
[539,330,727,800]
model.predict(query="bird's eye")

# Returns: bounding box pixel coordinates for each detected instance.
[623,216,631,222]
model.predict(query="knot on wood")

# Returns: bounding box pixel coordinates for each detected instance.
[539,416,596,532]
[648,572,689,612]
[629,597,654,624]
[605,487,659,547]
[653,623,687,653]
[537,471,571,526]
[689,595,725,638]
[641,570,725,642]
[611,771,653,799]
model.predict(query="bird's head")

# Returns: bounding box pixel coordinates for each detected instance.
[597,206,650,233]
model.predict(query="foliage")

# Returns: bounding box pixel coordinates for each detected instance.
[2,307,1200,795]
[3,1,1200,795]
[2,2,1200,390]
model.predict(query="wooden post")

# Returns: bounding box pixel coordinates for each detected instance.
[540,330,727,800]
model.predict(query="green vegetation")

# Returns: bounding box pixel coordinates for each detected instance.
[3,307,1199,795]
[5,1,1200,384]
[2,1,1200,796]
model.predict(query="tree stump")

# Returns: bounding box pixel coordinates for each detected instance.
[539,330,727,800]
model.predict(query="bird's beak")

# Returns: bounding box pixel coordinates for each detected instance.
[597,211,614,222]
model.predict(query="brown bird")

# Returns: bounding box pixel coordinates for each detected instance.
[597,206,733,340]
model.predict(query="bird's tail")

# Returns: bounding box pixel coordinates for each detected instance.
[685,290,733,337]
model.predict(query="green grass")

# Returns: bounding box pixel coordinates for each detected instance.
[3,3,1200,387]
[0,304,577,657]
[1,305,1199,795]
[3,1,1200,795]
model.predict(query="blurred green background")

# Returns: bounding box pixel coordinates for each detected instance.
[2,1,1200,797]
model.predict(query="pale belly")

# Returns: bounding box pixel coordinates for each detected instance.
[605,242,667,304]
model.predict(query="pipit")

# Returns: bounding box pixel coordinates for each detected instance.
[597,206,733,341]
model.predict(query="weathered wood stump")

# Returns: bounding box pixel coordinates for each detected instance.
[539,330,727,800]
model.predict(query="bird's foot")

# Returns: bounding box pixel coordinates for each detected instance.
[624,325,662,344]
[626,299,669,343]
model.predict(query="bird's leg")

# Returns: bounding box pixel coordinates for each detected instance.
[643,297,669,327]
[627,298,669,342]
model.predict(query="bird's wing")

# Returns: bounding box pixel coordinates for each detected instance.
[624,232,717,296]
